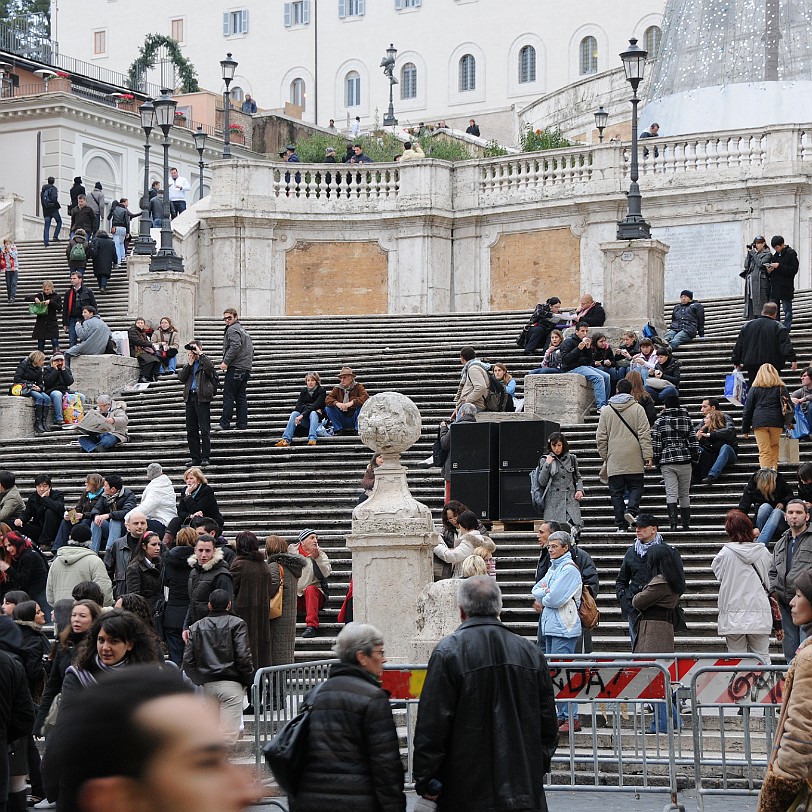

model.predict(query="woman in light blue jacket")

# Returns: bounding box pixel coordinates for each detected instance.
[532,530,583,732]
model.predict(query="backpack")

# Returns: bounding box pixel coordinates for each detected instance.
[40,185,57,211]
[483,370,507,412]
[641,321,658,339]
[69,242,86,263]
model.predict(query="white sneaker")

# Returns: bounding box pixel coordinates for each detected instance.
[33,801,57,810]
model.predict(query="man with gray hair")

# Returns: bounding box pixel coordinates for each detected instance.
[413,576,558,810]
[74,394,129,453]
[104,510,148,599]
[137,463,177,537]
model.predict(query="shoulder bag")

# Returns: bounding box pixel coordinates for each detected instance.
[600,405,645,483]
[565,562,600,630]
[749,562,784,640]
[262,682,325,794]
[269,564,284,620]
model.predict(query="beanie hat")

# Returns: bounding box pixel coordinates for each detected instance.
[69,524,92,544]
[94,181,102,190]
[680,289,693,299]
[795,569,812,606]
[298,528,317,544]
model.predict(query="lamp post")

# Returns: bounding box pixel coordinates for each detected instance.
[133,98,156,256]
[149,89,184,272]
[220,52,237,159]
[594,105,608,143]
[616,37,651,241]
[380,43,398,128]
[194,126,207,201]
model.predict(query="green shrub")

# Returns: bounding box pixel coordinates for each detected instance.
[519,126,572,153]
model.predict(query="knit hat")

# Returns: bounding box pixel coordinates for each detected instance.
[74,176,82,184]
[94,181,102,190]
[680,289,693,299]
[795,570,812,605]
[298,528,317,543]
[69,524,92,544]
[51,352,65,362]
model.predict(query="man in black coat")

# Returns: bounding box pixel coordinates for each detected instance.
[766,235,799,331]
[413,577,558,811]
[62,272,97,348]
[69,195,95,236]
[87,231,116,292]
[732,301,797,383]
[177,340,218,467]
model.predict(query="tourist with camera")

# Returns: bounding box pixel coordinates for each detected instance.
[177,341,218,468]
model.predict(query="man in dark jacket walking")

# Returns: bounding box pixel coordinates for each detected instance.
[413,577,558,811]
[214,308,253,431]
[664,289,705,350]
[41,176,62,246]
[766,235,799,330]
[732,301,797,382]
[182,589,253,745]
[87,230,116,292]
[178,340,218,466]
[69,195,95,237]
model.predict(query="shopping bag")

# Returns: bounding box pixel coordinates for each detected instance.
[789,405,811,439]
[724,370,748,407]
[62,393,84,425]
[779,435,800,465]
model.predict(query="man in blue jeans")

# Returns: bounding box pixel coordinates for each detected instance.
[213,308,253,431]
[559,321,611,411]
[75,395,129,453]
[41,176,62,246]
[766,235,798,331]
[695,397,738,483]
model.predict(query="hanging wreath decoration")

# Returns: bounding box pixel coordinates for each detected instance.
[127,34,200,94]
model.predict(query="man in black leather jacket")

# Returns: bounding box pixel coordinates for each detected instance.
[413,577,558,811]
[182,589,253,745]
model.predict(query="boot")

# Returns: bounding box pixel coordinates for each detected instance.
[33,405,46,434]
[667,503,679,531]
[680,507,691,531]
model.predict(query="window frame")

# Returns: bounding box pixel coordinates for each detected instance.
[644,25,662,59]
[284,0,311,27]
[458,53,476,92]
[339,0,365,18]
[579,36,598,75]
[345,71,361,107]
[223,9,249,36]
[290,77,306,110]
[170,17,185,45]
[400,62,417,100]
[92,28,107,57]
[518,44,536,84]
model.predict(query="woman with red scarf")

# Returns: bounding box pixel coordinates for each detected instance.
[0,524,48,620]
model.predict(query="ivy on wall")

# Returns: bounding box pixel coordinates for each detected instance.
[127,34,200,94]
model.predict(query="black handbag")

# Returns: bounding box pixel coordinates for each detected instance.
[263,682,324,794]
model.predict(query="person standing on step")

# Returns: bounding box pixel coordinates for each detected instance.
[61,272,97,349]
[769,499,812,662]
[182,534,233,641]
[2,238,18,303]
[178,340,218,467]
[214,308,253,432]
[766,235,799,331]
[325,366,369,435]
[86,182,105,236]
[289,529,331,638]
[741,363,792,470]
[66,228,90,276]
[664,289,705,351]
[168,167,190,219]
[87,230,116,292]
[69,196,95,240]
[742,236,772,320]
[651,395,699,531]
[732,301,797,383]
[40,176,62,247]
[596,379,654,532]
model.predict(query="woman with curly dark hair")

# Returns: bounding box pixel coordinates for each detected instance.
[124,531,164,613]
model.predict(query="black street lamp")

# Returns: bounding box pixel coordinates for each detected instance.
[194,126,208,201]
[616,38,651,241]
[150,89,184,272]
[133,98,156,256]
[380,43,398,128]
[220,52,238,159]
[594,105,608,143]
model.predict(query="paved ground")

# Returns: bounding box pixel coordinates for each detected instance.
[249,788,759,810]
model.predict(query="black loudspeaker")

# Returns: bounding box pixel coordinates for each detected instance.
[450,471,498,520]
[498,420,561,471]
[449,421,498,473]
[498,470,538,521]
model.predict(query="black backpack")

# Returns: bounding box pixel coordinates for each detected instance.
[40,185,57,211]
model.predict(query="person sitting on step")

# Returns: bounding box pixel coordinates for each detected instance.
[325,366,369,436]
[289,529,332,638]
[63,306,112,368]
[276,372,327,447]
[74,394,129,454]
[644,347,681,404]
[128,318,161,383]
[11,350,54,434]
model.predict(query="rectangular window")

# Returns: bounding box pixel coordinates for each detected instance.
[394,0,421,8]
[339,0,364,17]
[284,0,310,26]
[93,29,106,55]
[170,18,185,44]
[223,9,249,35]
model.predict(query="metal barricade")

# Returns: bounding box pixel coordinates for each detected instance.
[690,664,787,812]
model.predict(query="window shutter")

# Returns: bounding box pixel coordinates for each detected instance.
[357,0,365,14]
[394,0,403,9]
[241,9,248,32]
[303,0,311,24]
[414,0,421,5]
[223,12,231,35]
[284,2,292,26]
[338,0,346,18]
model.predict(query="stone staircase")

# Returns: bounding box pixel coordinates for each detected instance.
[2,241,812,666]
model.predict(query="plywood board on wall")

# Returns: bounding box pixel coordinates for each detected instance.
[285,241,388,315]
[490,228,580,311]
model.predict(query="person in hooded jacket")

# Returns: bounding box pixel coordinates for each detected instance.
[87,230,116,292]
[182,534,233,640]
[14,474,64,551]
[160,527,197,666]
[712,509,773,661]
[136,463,178,537]
[46,524,113,607]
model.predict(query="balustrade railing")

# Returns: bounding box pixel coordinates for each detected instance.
[478,148,594,196]
[270,165,400,200]
[628,133,768,175]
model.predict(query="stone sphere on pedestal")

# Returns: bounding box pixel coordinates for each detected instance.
[358,391,422,456]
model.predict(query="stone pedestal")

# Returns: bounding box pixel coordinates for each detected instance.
[71,355,139,400]
[0,396,33,439]
[524,373,595,423]
[601,239,669,331]
[346,392,438,664]
[128,255,200,347]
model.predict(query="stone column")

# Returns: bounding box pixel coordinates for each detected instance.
[346,392,437,664]
[128,255,200,346]
[601,239,669,331]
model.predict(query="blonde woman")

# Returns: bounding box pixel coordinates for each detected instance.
[738,467,793,546]
[742,363,791,469]
[12,351,52,433]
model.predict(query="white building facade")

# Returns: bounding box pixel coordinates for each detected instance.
[52,0,664,145]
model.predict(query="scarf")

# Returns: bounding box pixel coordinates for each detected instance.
[459,358,490,381]
[335,382,354,403]
[634,535,662,557]
[68,652,130,688]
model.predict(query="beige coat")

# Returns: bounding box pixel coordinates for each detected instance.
[288,542,332,596]
[455,362,489,411]
[596,396,653,476]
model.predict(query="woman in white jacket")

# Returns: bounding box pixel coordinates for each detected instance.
[712,509,773,661]
[137,463,178,536]
[433,510,495,579]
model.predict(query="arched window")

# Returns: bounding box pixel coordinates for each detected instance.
[459,54,476,92]
[345,71,361,107]
[644,25,662,59]
[518,44,536,83]
[579,36,598,75]
[400,62,417,100]
[230,85,245,102]
[290,77,305,110]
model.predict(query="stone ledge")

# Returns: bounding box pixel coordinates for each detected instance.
[71,355,140,400]
[476,411,538,422]
[523,373,595,424]
[0,395,33,439]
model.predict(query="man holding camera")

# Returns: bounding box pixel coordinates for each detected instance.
[178,340,218,467]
